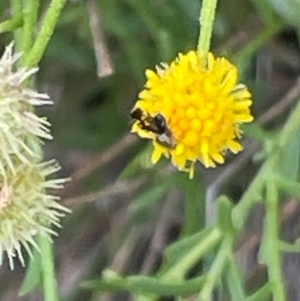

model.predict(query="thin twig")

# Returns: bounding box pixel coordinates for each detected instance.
[140,190,179,274]
[86,0,114,77]
[110,228,141,271]
[258,77,300,124]
[216,15,263,54]
[64,175,146,207]
[66,134,137,186]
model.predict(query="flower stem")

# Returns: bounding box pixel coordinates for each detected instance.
[10,0,23,51]
[0,16,23,33]
[23,0,68,68]
[278,98,300,147]
[197,0,218,54]
[39,234,59,301]
[21,0,40,60]
[265,175,286,301]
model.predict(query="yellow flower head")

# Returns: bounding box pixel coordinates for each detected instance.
[131,51,254,178]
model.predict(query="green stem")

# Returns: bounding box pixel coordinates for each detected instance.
[197,0,218,54]
[39,234,59,301]
[10,0,23,51]
[246,283,272,301]
[231,164,266,229]
[232,99,300,230]
[180,176,206,237]
[21,0,40,60]
[199,236,232,301]
[226,254,246,301]
[162,227,222,281]
[0,15,23,33]
[265,175,286,301]
[278,98,300,147]
[23,0,68,68]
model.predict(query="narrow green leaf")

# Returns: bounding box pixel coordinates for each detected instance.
[232,165,266,229]
[246,283,272,301]
[160,228,222,281]
[218,196,237,236]
[279,240,300,253]
[128,275,206,296]
[119,145,152,179]
[277,128,300,181]
[276,176,300,198]
[226,256,246,301]
[82,270,127,291]
[258,227,268,265]
[129,182,169,213]
[243,123,271,144]
[0,15,23,33]
[82,271,206,297]
[199,236,233,301]
[160,226,215,274]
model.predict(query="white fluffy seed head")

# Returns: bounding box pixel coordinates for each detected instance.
[0,43,69,269]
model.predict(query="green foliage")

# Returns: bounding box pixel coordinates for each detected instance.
[176,172,206,236]
[19,249,42,296]
[159,226,221,278]
[82,271,206,297]
[129,182,170,214]
[266,0,300,27]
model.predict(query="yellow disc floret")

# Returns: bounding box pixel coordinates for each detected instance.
[131,51,254,178]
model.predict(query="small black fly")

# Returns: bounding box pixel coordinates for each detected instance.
[130,108,176,149]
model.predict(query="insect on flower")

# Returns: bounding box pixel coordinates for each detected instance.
[130,51,254,178]
[130,107,176,149]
